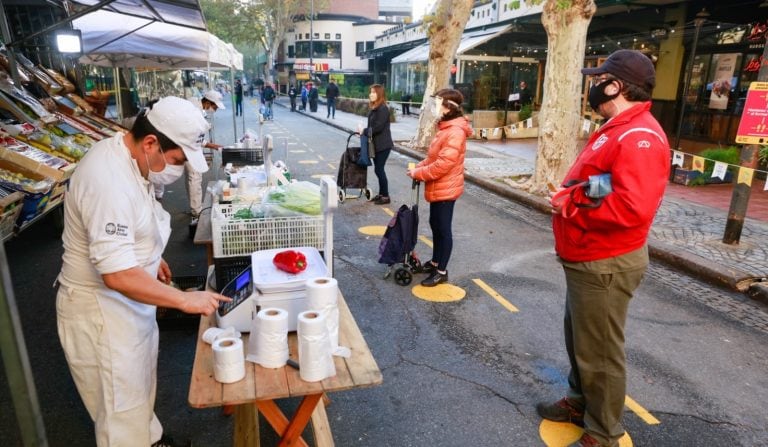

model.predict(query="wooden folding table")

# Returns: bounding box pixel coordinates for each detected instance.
[188,291,382,446]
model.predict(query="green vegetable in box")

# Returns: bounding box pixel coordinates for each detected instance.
[264,181,321,215]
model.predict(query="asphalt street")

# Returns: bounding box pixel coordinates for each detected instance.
[2,97,768,446]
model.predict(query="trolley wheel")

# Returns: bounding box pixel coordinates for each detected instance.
[364,188,373,200]
[394,268,412,286]
[338,189,346,203]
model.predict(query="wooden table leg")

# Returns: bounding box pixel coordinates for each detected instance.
[256,393,324,447]
[233,404,259,447]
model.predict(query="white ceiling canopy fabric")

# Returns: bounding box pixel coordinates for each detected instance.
[74,10,242,69]
[69,0,207,31]
[391,24,511,64]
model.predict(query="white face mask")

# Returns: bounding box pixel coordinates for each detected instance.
[434,97,443,117]
[146,148,185,185]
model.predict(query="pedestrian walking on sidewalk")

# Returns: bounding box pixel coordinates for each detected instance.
[538,50,669,447]
[56,96,230,447]
[300,84,308,111]
[288,84,298,112]
[234,78,243,116]
[309,83,319,112]
[363,84,394,205]
[326,80,339,118]
[407,88,472,287]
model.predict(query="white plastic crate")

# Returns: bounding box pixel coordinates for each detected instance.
[211,203,325,258]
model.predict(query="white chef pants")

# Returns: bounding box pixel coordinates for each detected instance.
[56,286,163,446]
[185,161,202,216]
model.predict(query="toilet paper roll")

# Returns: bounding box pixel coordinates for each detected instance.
[212,337,245,384]
[202,326,241,345]
[246,307,289,368]
[306,277,351,358]
[297,311,336,382]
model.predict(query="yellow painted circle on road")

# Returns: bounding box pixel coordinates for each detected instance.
[539,420,632,447]
[359,225,386,236]
[412,284,465,302]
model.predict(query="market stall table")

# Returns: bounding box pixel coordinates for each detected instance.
[188,283,382,447]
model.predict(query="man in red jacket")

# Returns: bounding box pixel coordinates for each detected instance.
[537,50,669,447]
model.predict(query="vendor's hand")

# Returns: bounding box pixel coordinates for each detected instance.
[207,143,223,150]
[157,259,172,284]
[181,291,231,316]
[406,168,414,178]
[548,186,565,215]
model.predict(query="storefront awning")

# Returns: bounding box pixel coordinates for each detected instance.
[69,0,207,31]
[391,24,511,64]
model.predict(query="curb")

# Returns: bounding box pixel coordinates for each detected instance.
[292,106,766,296]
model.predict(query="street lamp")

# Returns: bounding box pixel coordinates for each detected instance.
[674,8,710,150]
[309,0,314,80]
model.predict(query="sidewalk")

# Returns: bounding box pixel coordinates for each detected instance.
[285,98,768,300]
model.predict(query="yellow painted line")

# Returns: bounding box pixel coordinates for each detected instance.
[298,160,318,164]
[311,174,335,179]
[317,154,325,161]
[412,283,465,302]
[290,149,306,153]
[625,395,660,425]
[539,420,633,446]
[327,163,336,170]
[358,225,386,236]
[472,279,518,313]
[382,208,394,217]
[418,235,433,248]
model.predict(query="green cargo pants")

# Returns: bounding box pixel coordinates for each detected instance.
[560,246,648,447]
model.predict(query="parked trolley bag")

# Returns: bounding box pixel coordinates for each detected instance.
[357,134,373,167]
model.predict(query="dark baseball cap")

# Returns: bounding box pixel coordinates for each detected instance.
[582,50,656,90]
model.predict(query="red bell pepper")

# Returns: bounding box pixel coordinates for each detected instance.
[273,250,308,274]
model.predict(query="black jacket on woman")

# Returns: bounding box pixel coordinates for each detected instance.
[364,104,394,153]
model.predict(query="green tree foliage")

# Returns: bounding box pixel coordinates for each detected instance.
[200,0,263,47]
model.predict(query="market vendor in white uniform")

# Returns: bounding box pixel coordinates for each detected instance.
[56,96,230,447]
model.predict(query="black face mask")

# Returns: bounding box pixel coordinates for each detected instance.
[588,79,620,111]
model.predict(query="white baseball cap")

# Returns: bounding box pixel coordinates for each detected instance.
[146,96,211,173]
[202,90,225,110]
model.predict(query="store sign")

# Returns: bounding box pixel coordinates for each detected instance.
[735,82,768,144]
[294,63,330,72]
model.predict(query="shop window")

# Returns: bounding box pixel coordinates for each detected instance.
[305,33,309,39]
[314,33,319,39]
[288,45,295,58]
[324,33,331,40]
[356,41,364,56]
[366,41,374,51]
[335,34,341,40]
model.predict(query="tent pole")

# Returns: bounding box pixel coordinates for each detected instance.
[113,66,123,122]
[0,0,22,86]
[230,69,237,142]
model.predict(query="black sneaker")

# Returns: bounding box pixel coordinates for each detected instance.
[420,261,437,275]
[152,434,191,447]
[421,270,448,287]
[536,397,585,426]
[373,196,391,205]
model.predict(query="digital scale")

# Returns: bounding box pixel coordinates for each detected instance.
[215,265,310,333]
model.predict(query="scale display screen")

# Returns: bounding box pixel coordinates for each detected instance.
[218,266,253,316]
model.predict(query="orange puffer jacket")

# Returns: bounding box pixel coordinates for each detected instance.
[411,116,473,202]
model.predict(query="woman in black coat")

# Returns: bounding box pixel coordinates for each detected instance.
[363,84,394,204]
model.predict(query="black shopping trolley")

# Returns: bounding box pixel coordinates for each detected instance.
[378,172,425,286]
[336,133,372,203]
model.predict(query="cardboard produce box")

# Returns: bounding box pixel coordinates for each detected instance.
[0,139,75,181]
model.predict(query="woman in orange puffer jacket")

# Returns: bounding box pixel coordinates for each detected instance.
[407,88,473,287]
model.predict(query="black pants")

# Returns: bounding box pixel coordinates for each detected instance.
[290,97,296,111]
[402,103,410,115]
[429,200,456,271]
[235,97,243,116]
[373,148,390,197]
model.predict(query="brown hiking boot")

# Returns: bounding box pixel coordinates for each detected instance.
[536,397,585,426]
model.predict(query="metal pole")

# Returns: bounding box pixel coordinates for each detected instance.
[309,0,314,80]
[0,0,22,86]
[674,8,709,150]
[0,243,48,447]
[114,66,123,122]
[230,68,237,142]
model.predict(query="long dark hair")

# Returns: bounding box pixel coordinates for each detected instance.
[369,84,387,109]
[435,88,464,121]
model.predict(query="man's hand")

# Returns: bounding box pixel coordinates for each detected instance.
[548,184,565,215]
[157,259,171,284]
[206,142,223,150]
[180,291,231,316]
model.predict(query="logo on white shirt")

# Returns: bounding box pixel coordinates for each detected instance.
[105,222,129,237]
